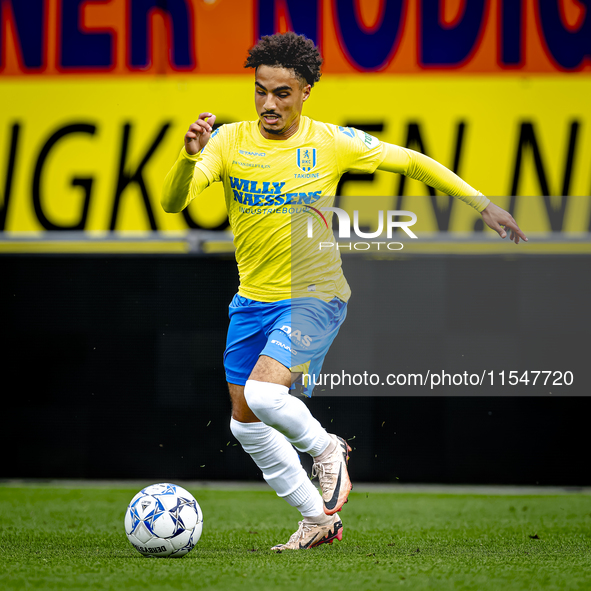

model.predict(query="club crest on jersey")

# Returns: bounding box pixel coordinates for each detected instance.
[297,148,317,172]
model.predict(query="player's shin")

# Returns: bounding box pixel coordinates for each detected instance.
[229,418,324,517]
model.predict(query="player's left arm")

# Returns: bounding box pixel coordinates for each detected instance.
[377,143,528,244]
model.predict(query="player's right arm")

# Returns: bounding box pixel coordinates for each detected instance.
[161,113,219,213]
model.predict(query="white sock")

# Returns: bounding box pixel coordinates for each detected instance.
[230,418,324,517]
[243,379,330,457]
[314,435,337,461]
[283,480,325,518]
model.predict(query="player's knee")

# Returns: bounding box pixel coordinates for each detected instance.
[229,416,250,443]
[244,379,287,422]
[243,379,269,417]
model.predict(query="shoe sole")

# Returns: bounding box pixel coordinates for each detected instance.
[324,438,353,516]
[272,522,344,551]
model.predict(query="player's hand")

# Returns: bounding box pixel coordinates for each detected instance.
[481,202,528,244]
[185,113,217,155]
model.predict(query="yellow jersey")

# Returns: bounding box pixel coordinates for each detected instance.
[185,116,387,302]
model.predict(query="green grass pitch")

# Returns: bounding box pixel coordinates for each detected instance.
[0,486,590,591]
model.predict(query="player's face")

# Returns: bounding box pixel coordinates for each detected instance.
[255,65,311,140]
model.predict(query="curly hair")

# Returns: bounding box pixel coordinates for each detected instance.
[244,32,323,87]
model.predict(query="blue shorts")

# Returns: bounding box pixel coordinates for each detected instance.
[224,294,348,397]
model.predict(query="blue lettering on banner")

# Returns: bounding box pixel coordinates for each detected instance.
[501,0,522,67]
[0,0,44,70]
[421,0,487,67]
[333,0,405,71]
[538,2,591,70]
[61,0,112,69]
[129,0,194,70]
[6,1,591,74]
[254,0,591,73]
[257,0,320,45]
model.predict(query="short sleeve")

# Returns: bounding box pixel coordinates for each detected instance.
[193,124,228,183]
[334,126,387,174]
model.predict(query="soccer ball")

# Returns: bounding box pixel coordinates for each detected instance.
[124,483,203,557]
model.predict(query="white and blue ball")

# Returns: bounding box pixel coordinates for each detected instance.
[124,483,203,557]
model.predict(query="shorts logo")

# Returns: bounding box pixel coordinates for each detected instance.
[281,325,313,348]
[297,148,317,172]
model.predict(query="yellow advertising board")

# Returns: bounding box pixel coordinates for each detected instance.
[1,75,590,236]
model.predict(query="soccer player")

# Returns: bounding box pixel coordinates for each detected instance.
[162,32,526,551]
